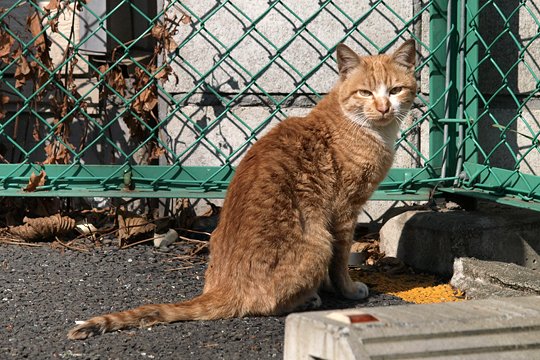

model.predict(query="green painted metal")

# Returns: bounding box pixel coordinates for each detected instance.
[451,0,540,211]
[428,0,449,177]
[461,0,480,167]
[0,0,539,212]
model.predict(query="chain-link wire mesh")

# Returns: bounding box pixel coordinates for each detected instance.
[436,0,540,210]
[8,0,537,209]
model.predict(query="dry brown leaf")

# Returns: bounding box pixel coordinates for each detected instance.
[31,62,49,90]
[0,30,14,60]
[151,23,165,39]
[109,68,125,96]
[150,23,177,52]
[181,14,191,24]
[44,141,73,164]
[48,18,59,32]
[148,145,165,162]
[165,37,178,52]
[117,210,156,242]
[23,170,46,192]
[141,88,158,112]
[155,65,172,81]
[15,55,32,88]
[8,214,75,241]
[131,86,157,115]
[351,241,372,253]
[0,94,8,120]
[26,11,47,53]
[97,64,108,76]
[44,0,61,11]
[98,65,126,96]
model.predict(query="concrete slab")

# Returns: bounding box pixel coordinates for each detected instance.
[284,296,540,360]
[451,257,540,299]
[379,206,540,277]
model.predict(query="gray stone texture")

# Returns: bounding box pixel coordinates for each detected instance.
[165,0,416,95]
[379,206,540,277]
[451,257,540,299]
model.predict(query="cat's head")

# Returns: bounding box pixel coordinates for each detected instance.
[336,40,417,129]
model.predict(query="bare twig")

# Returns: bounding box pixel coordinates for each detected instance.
[175,227,212,237]
[119,236,155,249]
[54,237,88,252]
[0,239,43,247]
[164,266,194,272]
[178,235,207,244]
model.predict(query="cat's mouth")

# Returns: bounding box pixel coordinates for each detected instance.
[371,113,396,127]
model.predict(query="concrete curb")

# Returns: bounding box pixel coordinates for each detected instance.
[451,257,540,299]
[379,207,540,277]
[284,296,540,359]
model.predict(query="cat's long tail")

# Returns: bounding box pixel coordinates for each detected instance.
[67,290,235,340]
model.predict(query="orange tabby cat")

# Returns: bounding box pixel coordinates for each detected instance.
[68,40,417,339]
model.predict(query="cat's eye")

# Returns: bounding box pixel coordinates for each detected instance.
[389,87,403,95]
[357,90,372,97]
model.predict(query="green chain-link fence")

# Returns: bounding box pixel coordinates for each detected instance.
[0,0,539,210]
[437,0,540,211]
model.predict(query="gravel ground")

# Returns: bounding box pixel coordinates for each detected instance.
[1,242,407,359]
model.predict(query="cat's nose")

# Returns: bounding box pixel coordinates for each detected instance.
[375,101,390,114]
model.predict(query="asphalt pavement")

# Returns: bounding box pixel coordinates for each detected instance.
[1,242,406,359]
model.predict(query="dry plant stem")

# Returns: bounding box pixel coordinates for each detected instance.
[121,233,210,250]
[0,239,43,247]
[176,227,212,237]
[190,243,208,256]
[119,236,155,249]
[164,266,195,272]
[178,236,207,245]
[54,237,88,252]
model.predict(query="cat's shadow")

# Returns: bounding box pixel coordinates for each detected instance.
[318,291,409,311]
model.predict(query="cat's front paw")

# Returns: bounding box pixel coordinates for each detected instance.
[342,281,369,300]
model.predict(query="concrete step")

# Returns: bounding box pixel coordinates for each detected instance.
[284,296,540,360]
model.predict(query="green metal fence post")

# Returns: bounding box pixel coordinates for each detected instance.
[429,0,449,177]
[462,0,480,166]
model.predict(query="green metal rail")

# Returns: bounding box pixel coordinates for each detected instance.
[0,0,539,211]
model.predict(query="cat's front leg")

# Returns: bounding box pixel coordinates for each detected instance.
[328,219,369,300]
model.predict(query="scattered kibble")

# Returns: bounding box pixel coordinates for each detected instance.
[350,270,465,304]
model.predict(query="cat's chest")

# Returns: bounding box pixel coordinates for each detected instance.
[334,147,394,200]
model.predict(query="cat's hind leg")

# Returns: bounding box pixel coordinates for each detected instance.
[277,289,322,314]
[272,213,334,314]
[295,292,322,311]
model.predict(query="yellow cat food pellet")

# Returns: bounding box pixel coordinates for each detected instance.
[350,270,464,304]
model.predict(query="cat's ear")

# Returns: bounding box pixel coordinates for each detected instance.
[392,39,416,70]
[336,43,361,78]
